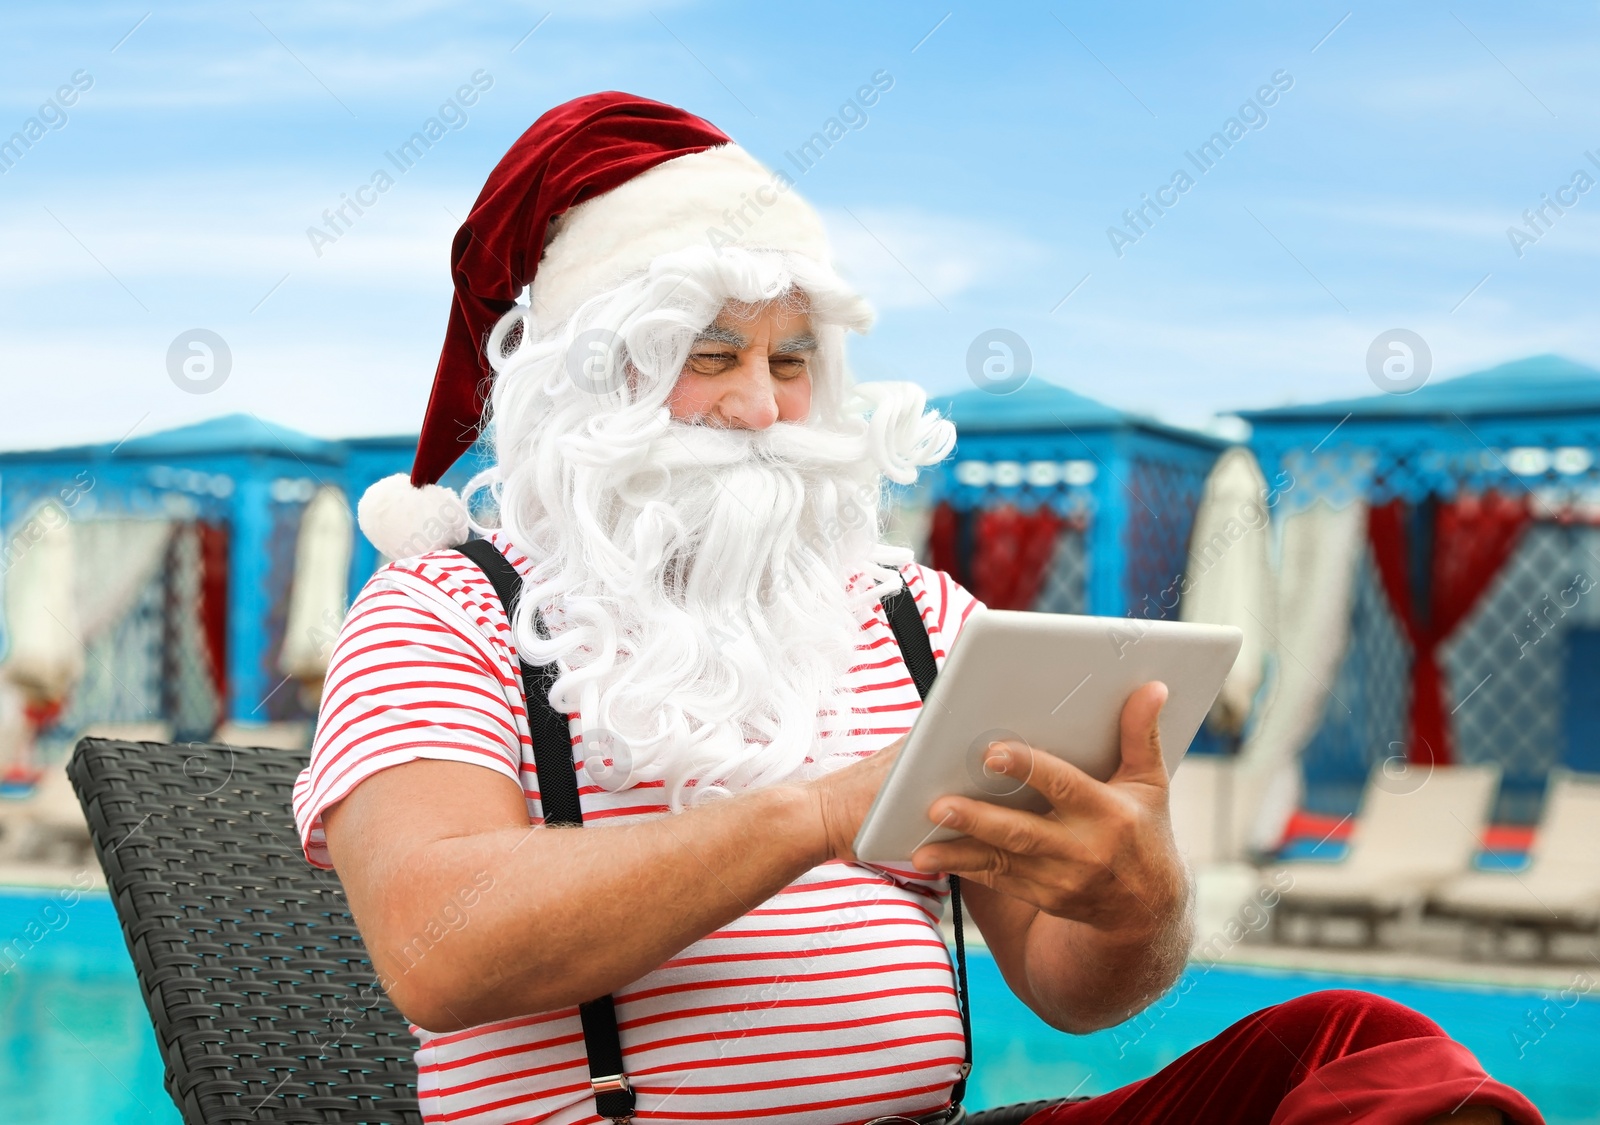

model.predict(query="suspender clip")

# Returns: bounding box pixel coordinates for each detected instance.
[592,1072,635,1122]
[591,1072,631,1096]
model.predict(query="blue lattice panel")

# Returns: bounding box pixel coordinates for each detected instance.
[1032,523,1089,615]
[1299,545,1411,818]
[1122,452,1212,619]
[1255,415,1600,509]
[1443,522,1600,822]
[37,569,166,761]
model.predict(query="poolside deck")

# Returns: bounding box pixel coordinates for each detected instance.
[4,808,1593,995]
[945,906,1599,993]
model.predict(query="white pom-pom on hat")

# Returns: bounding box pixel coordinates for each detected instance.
[357,473,470,560]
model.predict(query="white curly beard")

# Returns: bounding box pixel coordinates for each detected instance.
[471,246,954,810]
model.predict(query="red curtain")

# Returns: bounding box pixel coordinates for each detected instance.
[1367,492,1529,765]
[928,501,1063,611]
[973,506,1063,610]
[928,502,963,586]
[198,521,230,708]
[927,501,1065,610]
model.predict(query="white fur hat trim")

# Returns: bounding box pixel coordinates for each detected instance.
[530,144,831,331]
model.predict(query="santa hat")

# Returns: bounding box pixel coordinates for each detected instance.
[359,91,835,560]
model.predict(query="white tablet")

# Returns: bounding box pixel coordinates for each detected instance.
[852,609,1244,863]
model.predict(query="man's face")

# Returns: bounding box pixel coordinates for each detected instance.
[666,299,816,428]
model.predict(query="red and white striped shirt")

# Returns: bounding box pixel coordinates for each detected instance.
[293,531,984,1124]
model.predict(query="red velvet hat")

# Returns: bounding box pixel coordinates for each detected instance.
[356,91,834,560]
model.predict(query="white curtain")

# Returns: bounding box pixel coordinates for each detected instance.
[0,676,28,773]
[72,518,174,645]
[1180,448,1275,734]
[1177,446,1370,863]
[1,503,84,703]
[1231,499,1368,856]
[884,481,936,565]
[279,487,355,682]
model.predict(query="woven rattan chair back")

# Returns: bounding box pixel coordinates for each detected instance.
[69,737,423,1125]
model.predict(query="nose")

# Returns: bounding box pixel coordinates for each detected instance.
[716,358,780,430]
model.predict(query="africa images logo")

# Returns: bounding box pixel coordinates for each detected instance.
[0,69,93,175]
[1106,69,1294,258]
[305,70,494,257]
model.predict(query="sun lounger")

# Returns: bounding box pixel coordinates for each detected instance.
[0,723,177,870]
[1427,769,1600,957]
[212,719,312,750]
[1265,763,1501,945]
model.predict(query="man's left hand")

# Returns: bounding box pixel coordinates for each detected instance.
[910,681,1188,944]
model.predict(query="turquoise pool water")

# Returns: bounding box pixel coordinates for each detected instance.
[1,888,178,1124]
[2,890,1595,1122]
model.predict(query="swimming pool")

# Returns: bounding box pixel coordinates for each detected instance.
[2,890,1595,1123]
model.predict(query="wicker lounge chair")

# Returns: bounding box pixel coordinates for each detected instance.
[1427,769,1600,958]
[68,736,1072,1124]
[1266,763,1502,945]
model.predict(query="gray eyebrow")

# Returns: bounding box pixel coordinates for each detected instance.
[773,331,819,353]
[693,325,747,348]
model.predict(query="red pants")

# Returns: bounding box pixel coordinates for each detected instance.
[1023,990,1544,1125]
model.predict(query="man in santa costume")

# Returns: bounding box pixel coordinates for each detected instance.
[293,92,1541,1125]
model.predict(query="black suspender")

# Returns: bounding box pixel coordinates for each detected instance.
[454,541,971,1122]
[880,585,973,1115]
[454,539,635,1121]
[457,539,583,825]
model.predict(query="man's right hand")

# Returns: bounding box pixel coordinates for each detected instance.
[804,736,905,864]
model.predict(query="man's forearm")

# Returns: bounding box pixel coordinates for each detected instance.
[355,782,828,1032]
[1021,865,1195,1034]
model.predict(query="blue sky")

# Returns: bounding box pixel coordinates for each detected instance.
[3,0,1598,451]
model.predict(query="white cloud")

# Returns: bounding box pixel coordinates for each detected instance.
[0,330,436,453]
[0,179,462,290]
[1282,198,1600,253]
[820,206,1048,311]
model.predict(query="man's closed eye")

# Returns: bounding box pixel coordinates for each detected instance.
[769,355,809,380]
[686,350,739,375]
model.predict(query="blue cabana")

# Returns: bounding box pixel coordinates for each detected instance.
[0,416,472,742]
[921,378,1223,618]
[1240,354,1600,822]
[1,390,1218,751]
